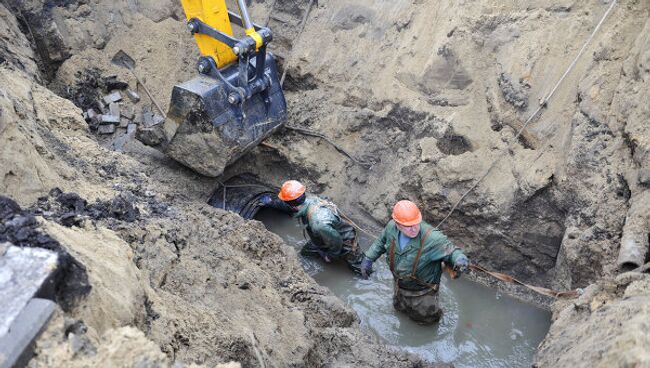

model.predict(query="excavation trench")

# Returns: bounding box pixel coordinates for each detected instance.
[209,176,552,368]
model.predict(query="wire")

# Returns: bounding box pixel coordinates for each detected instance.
[435,0,618,229]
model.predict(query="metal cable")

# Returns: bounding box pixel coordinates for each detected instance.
[435,0,618,229]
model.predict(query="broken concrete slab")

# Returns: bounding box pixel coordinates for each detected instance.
[100,114,120,125]
[0,298,56,368]
[102,91,122,105]
[143,111,155,127]
[109,102,120,118]
[133,112,144,125]
[120,118,130,128]
[0,243,58,338]
[121,106,135,120]
[98,124,116,134]
[126,90,140,103]
[152,114,164,126]
[85,108,98,122]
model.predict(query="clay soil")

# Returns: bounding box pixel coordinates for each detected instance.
[1,0,649,367]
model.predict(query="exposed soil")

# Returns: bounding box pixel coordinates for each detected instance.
[1,0,649,367]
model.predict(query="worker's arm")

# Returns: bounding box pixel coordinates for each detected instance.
[259,194,294,214]
[438,243,469,272]
[364,223,390,262]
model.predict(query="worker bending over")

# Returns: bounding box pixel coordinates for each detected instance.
[260,180,365,274]
[360,200,469,324]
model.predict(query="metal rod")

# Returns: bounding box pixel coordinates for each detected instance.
[237,0,254,30]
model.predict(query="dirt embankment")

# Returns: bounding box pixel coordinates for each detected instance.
[238,0,650,292]
[1,0,649,367]
[0,1,443,366]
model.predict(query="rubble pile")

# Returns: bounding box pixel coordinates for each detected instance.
[68,69,165,150]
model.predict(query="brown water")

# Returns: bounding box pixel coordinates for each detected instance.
[255,208,551,368]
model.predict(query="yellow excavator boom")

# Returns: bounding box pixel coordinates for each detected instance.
[179,0,237,67]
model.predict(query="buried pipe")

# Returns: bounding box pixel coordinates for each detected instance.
[617,191,650,271]
[208,174,277,219]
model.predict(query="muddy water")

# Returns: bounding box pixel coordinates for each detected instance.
[255,208,551,368]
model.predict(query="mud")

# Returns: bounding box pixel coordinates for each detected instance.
[0,0,649,366]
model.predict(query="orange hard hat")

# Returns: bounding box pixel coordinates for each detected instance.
[392,200,422,226]
[278,180,306,201]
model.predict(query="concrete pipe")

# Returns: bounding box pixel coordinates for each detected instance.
[617,191,650,271]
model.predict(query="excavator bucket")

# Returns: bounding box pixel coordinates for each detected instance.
[163,53,285,177]
[160,1,287,177]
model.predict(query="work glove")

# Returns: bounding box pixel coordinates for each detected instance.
[453,256,470,274]
[316,249,332,263]
[259,194,273,206]
[360,256,373,280]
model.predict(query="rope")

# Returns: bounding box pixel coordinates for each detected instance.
[337,209,581,298]
[435,0,617,229]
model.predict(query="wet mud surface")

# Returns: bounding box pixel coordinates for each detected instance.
[255,208,552,368]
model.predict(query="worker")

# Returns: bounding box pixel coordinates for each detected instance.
[259,180,365,274]
[360,200,469,324]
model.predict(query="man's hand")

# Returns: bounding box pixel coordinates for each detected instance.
[360,257,373,280]
[259,194,273,206]
[453,257,470,274]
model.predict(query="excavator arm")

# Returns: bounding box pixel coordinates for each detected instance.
[160,0,286,177]
[180,0,266,68]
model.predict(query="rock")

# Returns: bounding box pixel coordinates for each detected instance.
[142,111,155,127]
[120,106,135,120]
[152,114,164,126]
[126,90,141,103]
[0,244,58,336]
[136,126,167,146]
[102,76,128,91]
[102,91,122,105]
[108,102,120,118]
[98,124,116,135]
[498,72,529,109]
[100,115,120,125]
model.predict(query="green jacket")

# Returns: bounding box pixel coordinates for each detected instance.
[294,196,356,256]
[364,220,466,289]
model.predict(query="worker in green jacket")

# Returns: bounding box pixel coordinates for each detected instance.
[360,200,469,324]
[260,180,365,273]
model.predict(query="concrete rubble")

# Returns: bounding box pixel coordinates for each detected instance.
[0,243,58,368]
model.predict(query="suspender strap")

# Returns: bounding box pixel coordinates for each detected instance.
[390,226,438,291]
[411,226,433,278]
[389,239,396,273]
